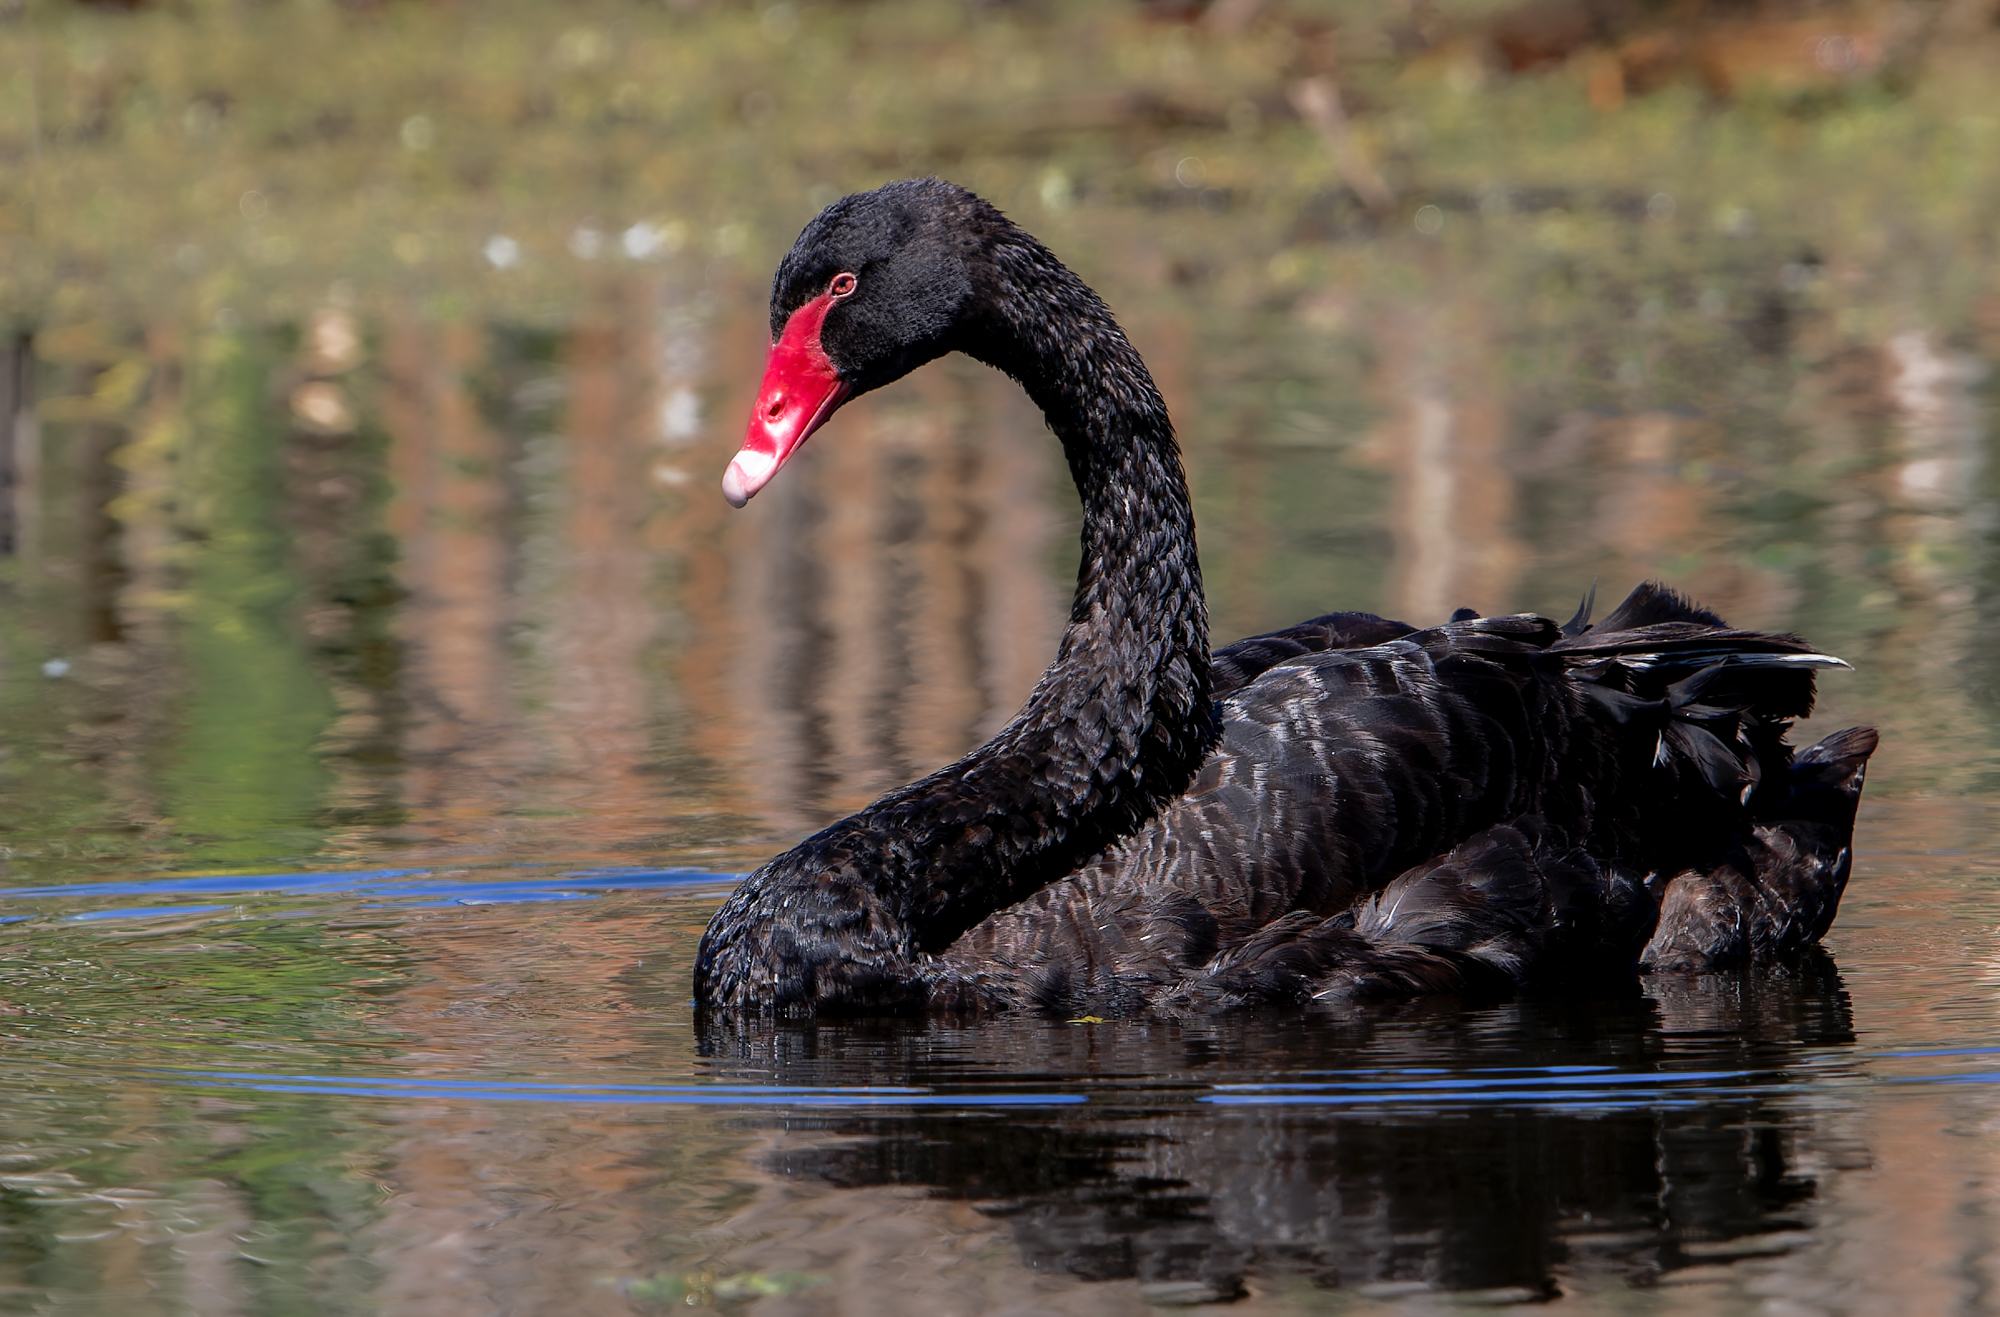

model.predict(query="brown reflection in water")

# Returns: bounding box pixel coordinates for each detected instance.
[0,331,37,559]
[348,901,738,1316]
[709,1166,1155,1316]
[1208,403,1274,646]
[333,296,1053,865]
[1835,328,1992,787]
[1592,413,1701,576]
[1760,923,1996,1306]
[1527,404,1795,631]
[1582,410,1802,626]
[967,369,1071,742]
[366,918,653,1315]
[380,317,522,848]
[368,300,757,860]
[661,305,760,839]
[538,314,662,848]
[715,358,1064,837]
[1742,1092,1994,1317]
[1883,332,1987,622]
[1763,797,2000,1315]
[368,1113,666,1317]
[1368,308,1522,622]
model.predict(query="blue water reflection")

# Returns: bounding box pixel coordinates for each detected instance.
[164,1070,1086,1107]
[0,866,739,901]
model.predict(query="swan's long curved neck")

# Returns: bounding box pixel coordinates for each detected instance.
[979,231,1211,713]
[692,219,1217,1009]
[830,234,1215,952]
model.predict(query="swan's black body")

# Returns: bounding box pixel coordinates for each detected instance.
[693,179,1875,1017]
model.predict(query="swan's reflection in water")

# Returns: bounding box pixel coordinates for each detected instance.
[697,961,1858,1303]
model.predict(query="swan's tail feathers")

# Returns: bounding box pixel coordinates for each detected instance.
[1641,725,1877,972]
[1553,584,1851,819]
[1555,579,1844,707]
[1587,580,1728,632]
[1155,822,1655,1012]
[1559,578,1599,638]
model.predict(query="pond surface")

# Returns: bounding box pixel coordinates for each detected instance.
[5,275,1998,1310]
[6,3,2000,1309]
[2,814,2000,1315]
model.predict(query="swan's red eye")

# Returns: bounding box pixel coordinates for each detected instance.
[828,272,858,298]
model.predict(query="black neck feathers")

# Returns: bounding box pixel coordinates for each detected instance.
[694,194,1218,1010]
[731,219,1213,962]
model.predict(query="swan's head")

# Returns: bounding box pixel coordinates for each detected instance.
[724,178,983,507]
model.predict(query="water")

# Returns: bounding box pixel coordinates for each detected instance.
[8,2,2000,1310]
[2,835,1999,1312]
[7,306,1999,1312]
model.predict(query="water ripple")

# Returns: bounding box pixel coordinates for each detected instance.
[155,1069,1085,1107]
[0,866,743,915]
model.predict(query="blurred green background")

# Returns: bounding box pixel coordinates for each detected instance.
[5,0,1998,329]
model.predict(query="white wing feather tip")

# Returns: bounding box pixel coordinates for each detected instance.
[1612,651,1852,673]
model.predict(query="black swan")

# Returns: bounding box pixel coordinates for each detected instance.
[694,178,1875,1017]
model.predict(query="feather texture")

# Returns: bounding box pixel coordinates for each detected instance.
[693,181,1876,1018]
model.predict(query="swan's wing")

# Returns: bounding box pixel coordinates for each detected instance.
[960,817,1654,1016]
[936,611,1873,1015]
[1155,820,1650,1013]
[1209,611,1417,698]
[938,626,1597,1013]
[950,726,1878,1012]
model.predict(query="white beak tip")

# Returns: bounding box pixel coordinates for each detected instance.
[721,463,752,508]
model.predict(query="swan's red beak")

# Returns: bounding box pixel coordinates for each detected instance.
[723,292,851,507]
